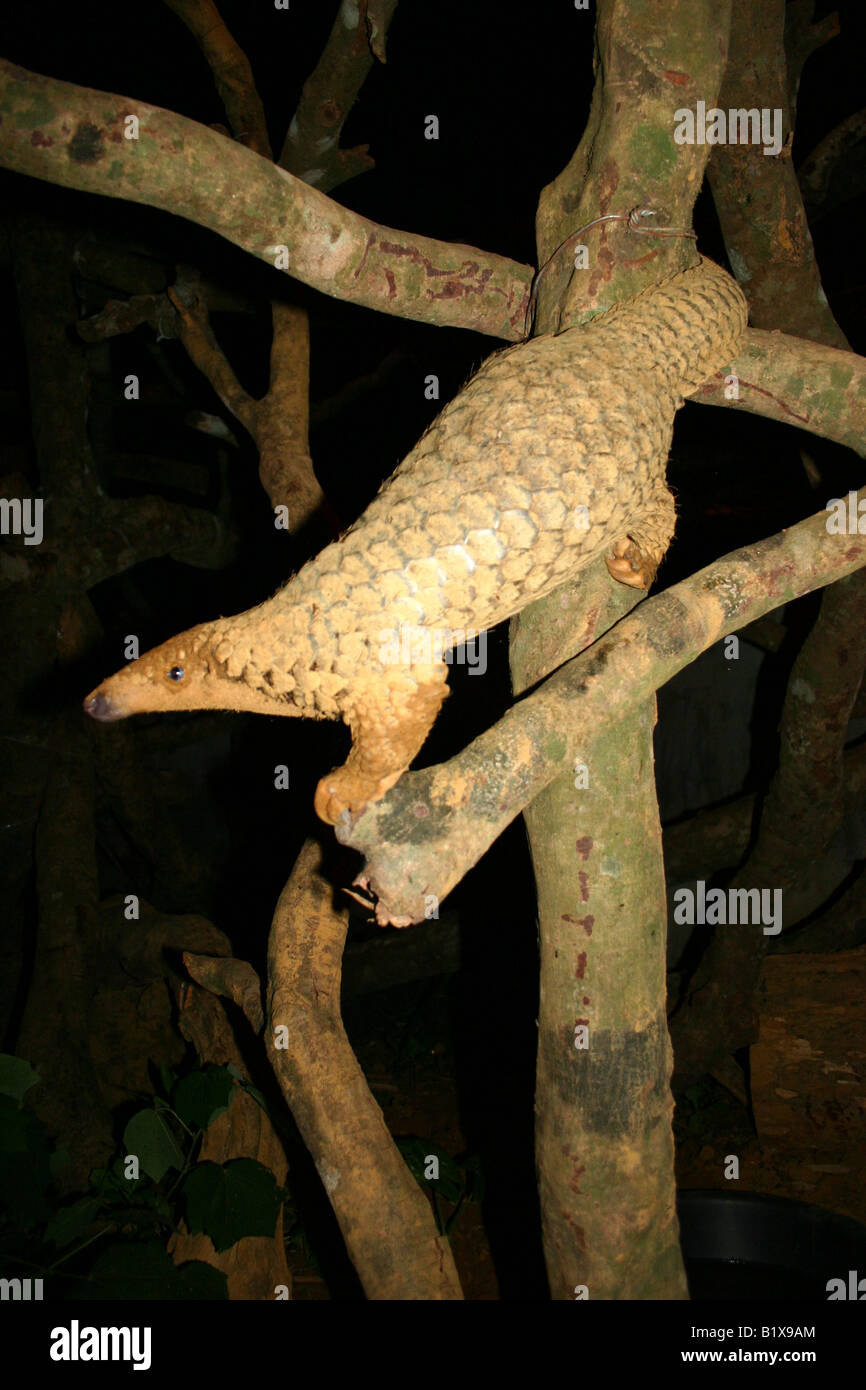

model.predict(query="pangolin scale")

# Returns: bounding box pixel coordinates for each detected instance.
[84,257,747,822]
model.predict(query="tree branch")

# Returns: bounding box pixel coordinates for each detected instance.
[278,0,399,191]
[784,0,839,115]
[707,0,847,348]
[163,0,272,157]
[797,108,866,224]
[692,329,866,451]
[534,0,733,333]
[167,278,327,529]
[338,498,866,926]
[0,58,529,339]
[265,837,463,1299]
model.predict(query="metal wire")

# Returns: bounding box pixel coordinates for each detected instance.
[524,206,698,337]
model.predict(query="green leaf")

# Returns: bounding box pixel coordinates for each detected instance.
[123,1109,185,1183]
[89,1163,146,1201]
[182,1159,283,1252]
[81,1241,227,1300]
[0,1095,53,1225]
[0,1054,40,1103]
[172,1066,235,1132]
[45,1197,103,1250]
[157,1063,177,1099]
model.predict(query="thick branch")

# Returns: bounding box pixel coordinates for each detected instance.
[5,57,866,460]
[535,0,733,333]
[707,0,847,348]
[279,0,399,191]
[513,0,734,1299]
[167,280,326,528]
[784,0,840,115]
[691,331,866,454]
[797,108,866,223]
[265,838,463,1299]
[338,500,866,926]
[0,58,528,339]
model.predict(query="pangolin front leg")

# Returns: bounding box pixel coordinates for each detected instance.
[605,475,678,590]
[313,663,449,824]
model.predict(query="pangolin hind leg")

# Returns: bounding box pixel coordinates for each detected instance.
[605,475,677,589]
[314,663,450,824]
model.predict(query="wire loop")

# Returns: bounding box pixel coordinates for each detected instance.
[524,206,698,337]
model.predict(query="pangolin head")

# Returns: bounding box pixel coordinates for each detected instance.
[83,620,291,721]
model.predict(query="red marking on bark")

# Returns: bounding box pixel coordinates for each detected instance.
[583,996,590,1005]
[563,1212,587,1249]
[570,1161,586,1194]
[575,836,593,860]
[627,246,664,270]
[575,951,587,979]
[766,564,794,591]
[578,870,589,901]
[580,603,600,643]
[699,376,809,426]
[598,162,619,211]
[378,239,462,278]
[379,241,500,303]
[431,281,470,300]
[30,130,52,147]
[579,916,594,935]
[561,913,580,925]
[355,231,377,280]
[384,268,397,298]
[663,70,690,85]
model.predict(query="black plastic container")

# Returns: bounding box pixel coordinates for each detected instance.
[677,1190,866,1301]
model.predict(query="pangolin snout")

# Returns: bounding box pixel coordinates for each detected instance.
[83,690,124,722]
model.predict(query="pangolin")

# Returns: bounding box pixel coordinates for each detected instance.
[84,257,747,823]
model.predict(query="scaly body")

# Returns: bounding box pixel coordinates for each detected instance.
[85,257,747,821]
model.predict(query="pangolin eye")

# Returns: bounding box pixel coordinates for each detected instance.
[167,665,185,682]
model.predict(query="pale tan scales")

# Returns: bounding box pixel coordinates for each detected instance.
[84,257,748,823]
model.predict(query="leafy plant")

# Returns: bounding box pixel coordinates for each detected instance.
[0,1053,289,1299]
